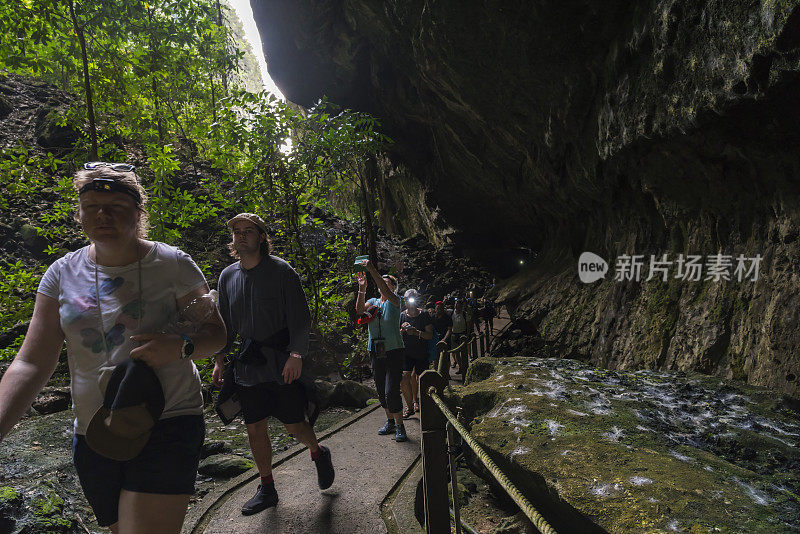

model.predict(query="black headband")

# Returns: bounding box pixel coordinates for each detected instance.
[79,178,142,205]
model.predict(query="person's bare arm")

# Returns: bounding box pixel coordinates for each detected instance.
[130,284,226,369]
[362,260,400,308]
[355,271,368,315]
[0,293,64,440]
[443,326,452,343]
[419,323,434,341]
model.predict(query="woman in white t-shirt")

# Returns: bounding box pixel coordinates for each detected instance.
[0,163,226,533]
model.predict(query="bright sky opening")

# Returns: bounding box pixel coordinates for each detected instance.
[228,0,285,100]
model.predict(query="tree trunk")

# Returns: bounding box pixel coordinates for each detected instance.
[215,0,228,93]
[362,156,379,263]
[210,72,217,123]
[67,0,98,160]
[147,8,165,143]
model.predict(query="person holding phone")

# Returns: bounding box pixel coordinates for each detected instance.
[355,259,407,442]
[399,289,434,418]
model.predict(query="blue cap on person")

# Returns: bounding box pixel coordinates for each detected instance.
[85,359,165,461]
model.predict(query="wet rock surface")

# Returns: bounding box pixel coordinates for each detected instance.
[253,0,800,398]
[0,402,362,533]
[31,387,71,415]
[198,454,254,478]
[452,357,800,533]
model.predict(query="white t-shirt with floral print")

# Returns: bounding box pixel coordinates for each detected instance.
[38,242,207,434]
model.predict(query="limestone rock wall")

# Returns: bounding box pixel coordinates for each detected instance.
[252,0,800,396]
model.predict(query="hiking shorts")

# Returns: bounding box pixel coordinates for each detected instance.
[72,414,204,527]
[403,353,430,374]
[237,381,308,425]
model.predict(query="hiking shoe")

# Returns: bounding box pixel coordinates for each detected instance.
[241,483,278,515]
[314,445,335,490]
[403,406,415,419]
[378,419,396,435]
[395,423,408,442]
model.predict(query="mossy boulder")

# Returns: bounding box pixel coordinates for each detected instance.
[34,107,79,150]
[198,454,255,478]
[0,486,23,533]
[329,379,378,408]
[452,357,800,533]
[22,481,72,533]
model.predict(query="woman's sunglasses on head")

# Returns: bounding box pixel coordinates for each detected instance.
[83,162,136,172]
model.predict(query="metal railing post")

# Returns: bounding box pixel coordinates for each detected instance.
[419,370,450,533]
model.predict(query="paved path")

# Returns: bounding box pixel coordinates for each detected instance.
[196,406,421,534]
[188,308,511,533]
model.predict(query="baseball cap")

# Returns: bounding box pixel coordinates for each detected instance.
[227,213,268,234]
[85,359,165,461]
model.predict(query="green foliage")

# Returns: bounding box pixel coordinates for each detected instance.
[0,0,252,155]
[0,146,64,204]
[0,261,43,361]
[0,2,392,378]
[206,91,390,333]
[0,485,22,503]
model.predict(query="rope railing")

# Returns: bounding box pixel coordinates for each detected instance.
[435,335,476,378]
[446,336,474,354]
[426,387,557,534]
[420,307,554,533]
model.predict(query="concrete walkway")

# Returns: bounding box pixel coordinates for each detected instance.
[185,309,510,533]
[191,406,421,534]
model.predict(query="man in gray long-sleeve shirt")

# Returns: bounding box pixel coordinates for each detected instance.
[213,213,334,516]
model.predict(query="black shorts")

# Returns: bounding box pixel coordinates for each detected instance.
[72,414,204,527]
[404,354,429,374]
[237,381,307,425]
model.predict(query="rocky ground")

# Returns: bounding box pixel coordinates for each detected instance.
[447,357,800,533]
[0,379,377,534]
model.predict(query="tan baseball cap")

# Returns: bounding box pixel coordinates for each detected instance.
[227,213,268,233]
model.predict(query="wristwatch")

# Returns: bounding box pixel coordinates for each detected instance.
[180,334,195,360]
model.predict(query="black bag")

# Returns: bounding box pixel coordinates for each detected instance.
[236,329,291,365]
[214,361,241,425]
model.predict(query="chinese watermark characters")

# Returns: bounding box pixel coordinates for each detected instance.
[578,252,762,284]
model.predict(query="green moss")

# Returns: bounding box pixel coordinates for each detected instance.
[0,486,21,503]
[28,483,72,532]
[638,278,682,364]
[31,490,63,517]
[455,358,800,532]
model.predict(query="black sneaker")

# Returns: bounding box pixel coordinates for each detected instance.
[241,483,278,515]
[395,423,408,442]
[378,419,396,435]
[314,445,335,490]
